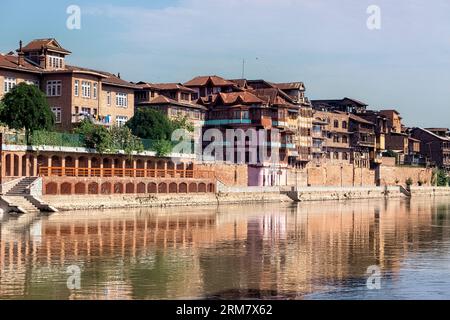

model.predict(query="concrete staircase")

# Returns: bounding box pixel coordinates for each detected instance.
[5,177,39,196]
[2,195,41,214]
[1,177,57,214]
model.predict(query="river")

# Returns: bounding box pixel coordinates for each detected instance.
[1,197,450,300]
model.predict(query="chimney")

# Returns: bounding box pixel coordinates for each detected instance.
[117,72,121,79]
[39,45,47,69]
[17,40,25,67]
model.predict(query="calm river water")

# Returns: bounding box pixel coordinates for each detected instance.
[1,197,450,300]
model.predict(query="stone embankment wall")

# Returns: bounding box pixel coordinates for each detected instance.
[379,166,432,186]
[410,187,450,197]
[288,162,433,187]
[197,163,248,186]
[43,192,292,211]
[290,186,404,202]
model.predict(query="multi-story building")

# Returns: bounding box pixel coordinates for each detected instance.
[312,98,377,168]
[134,82,207,130]
[199,90,291,186]
[0,39,136,130]
[231,79,313,168]
[313,110,352,165]
[355,110,388,164]
[272,82,313,168]
[410,128,450,171]
[347,113,376,168]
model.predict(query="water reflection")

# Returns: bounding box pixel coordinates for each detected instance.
[1,197,450,300]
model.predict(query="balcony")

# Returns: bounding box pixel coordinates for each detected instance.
[205,118,252,126]
[72,114,112,126]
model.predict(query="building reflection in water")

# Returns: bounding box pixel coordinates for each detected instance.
[1,197,450,300]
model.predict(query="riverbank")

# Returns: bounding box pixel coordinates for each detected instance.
[41,186,450,211]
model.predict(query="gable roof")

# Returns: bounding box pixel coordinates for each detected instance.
[0,53,42,73]
[184,75,237,87]
[22,38,71,54]
[251,88,296,106]
[209,91,264,105]
[411,127,450,142]
[138,82,196,93]
[272,82,304,90]
[142,95,207,111]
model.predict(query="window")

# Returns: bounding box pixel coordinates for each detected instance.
[52,107,62,123]
[334,120,339,128]
[334,152,339,160]
[116,116,128,127]
[82,81,91,98]
[74,80,79,96]
[342,121,348,129]
[74,106,79,114]
[242,111,249,119]
[181,93,190,101]
[46,80,62,96]
[49,56,63,69]
[342,136,348,144]
[4,77,16,93]
[116,93,128,107]
[107,91,111,105]
[81,107,91,115]
[93,83,98,99]
[343,153,349,160]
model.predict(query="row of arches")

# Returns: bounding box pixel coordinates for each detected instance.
[44,181,215,195]
[2,152,195,178]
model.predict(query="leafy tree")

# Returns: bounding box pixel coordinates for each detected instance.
[74,119,112,153]
[171,115,194,133]
[0,83,54,143]
[433,169,449,187]
[126,108,173,140]
[110,126,144,156]
[153,140,173,157]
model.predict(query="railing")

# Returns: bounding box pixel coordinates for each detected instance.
[39,167,216,179]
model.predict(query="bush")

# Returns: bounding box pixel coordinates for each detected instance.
[432,169,449,187]
[31,130,83,148]
[153,140,173,157]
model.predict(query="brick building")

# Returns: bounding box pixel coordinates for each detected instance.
[410,127,450,171]
[134,82,207,131]
[312,110,352,166]
[0,38,136,130]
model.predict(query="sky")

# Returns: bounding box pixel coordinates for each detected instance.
[1,0,449,127]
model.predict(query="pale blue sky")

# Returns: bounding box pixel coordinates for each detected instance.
[1,0,449,127]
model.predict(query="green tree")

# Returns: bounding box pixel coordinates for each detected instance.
[434,169,449,187]
[153,140,173,157]
[126,108,174,140]
[74,119,112,153]
[0,83,54,143]
[171,115,194,133]
[110,126,144,156]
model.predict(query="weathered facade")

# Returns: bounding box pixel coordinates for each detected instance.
[410,128,450,171]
